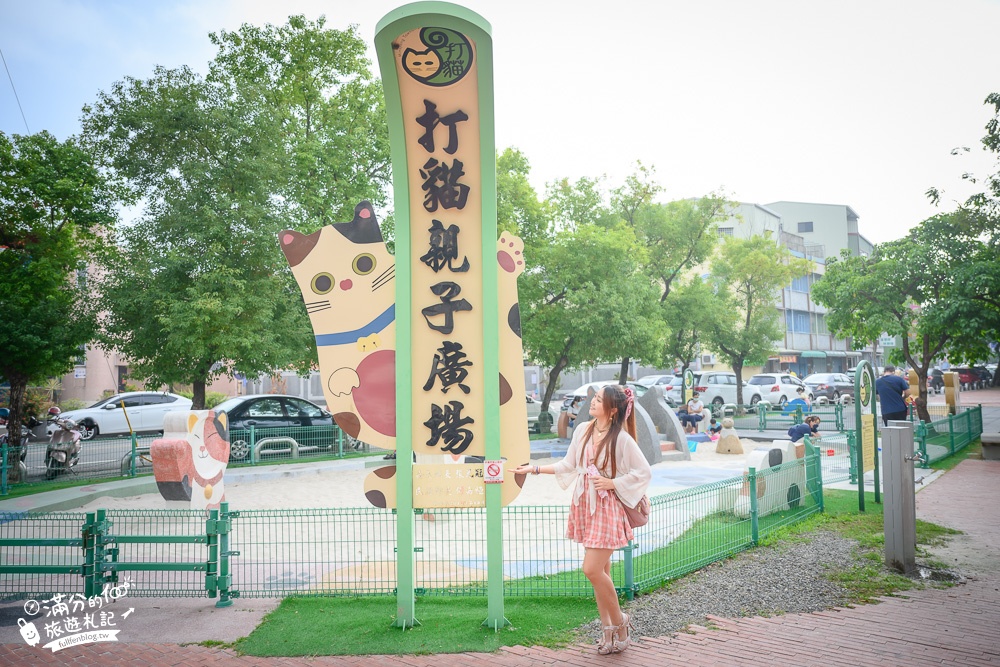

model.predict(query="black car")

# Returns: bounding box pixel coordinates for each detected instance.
[802,373,855,401]
[213,394,338,461]
[929,368,945,393]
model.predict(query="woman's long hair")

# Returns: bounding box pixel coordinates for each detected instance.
[580,384,637,477]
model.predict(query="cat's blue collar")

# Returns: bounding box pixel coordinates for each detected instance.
[314,305,395,347]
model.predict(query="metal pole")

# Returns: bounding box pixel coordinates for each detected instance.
[882,421,917,574]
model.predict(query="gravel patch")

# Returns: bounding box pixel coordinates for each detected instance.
[583,530,863,640]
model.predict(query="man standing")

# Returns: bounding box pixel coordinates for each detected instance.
[875,365,910,425]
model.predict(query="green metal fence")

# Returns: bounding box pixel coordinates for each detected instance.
[912,406,983,467]
[0,424,379,495]
[1,448,823,602]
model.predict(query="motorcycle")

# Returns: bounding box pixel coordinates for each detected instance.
[45,416,83,480]
[0,416,40,481]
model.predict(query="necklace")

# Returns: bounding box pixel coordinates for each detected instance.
[594,422,610,435]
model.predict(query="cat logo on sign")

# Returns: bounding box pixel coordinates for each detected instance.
[859,371,872,408]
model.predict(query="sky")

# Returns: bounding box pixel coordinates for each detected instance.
[2,0,999,244]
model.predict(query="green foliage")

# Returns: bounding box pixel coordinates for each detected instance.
[661,275,721,372]
[706,235,812,400]
[235,596,597,656]
[496,148,552,248]
[812,212,997,420]
[80,16,390,409]
[175,390,229,409]
[0,131,115,467]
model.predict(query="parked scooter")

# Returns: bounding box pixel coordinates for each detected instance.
[45,408,82,480]
[0,415,40,481]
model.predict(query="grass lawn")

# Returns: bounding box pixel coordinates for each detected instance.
[233,596,597,657]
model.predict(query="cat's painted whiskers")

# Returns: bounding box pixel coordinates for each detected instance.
[371,265,395,292]
[305,299,332,313]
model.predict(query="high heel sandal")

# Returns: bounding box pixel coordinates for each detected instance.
[612,612,633,653]
[597,624,617,655]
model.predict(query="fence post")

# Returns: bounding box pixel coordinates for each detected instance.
[847,431,858,484]
[758,405,767,432]
[622,541,635,601]
[1,438,8,496]
[217,502,233,607]
[835,403,844,431]
[249,425,257,465]
[948,413,956,456]
[914,421,930,469]
[748,467,759,545]
[82,512,97,598]
[129,433,137,477]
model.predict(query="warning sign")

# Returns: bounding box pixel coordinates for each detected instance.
[484,460,504,484]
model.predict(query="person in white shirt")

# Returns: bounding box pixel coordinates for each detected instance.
[679,392,704,434]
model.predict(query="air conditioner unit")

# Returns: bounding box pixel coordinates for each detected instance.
[701,354,715,365]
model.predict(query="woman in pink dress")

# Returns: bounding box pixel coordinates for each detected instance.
[514,384,651,654]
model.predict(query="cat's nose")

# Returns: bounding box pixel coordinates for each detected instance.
[340,279,353,290]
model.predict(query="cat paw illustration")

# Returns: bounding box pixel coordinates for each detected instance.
[357,333,381,352]
[497,234,525,278]
[328,367,360,397]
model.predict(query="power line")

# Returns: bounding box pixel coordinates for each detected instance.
[0,46,30,134]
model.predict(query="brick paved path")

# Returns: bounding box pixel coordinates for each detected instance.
[3,460,998,666]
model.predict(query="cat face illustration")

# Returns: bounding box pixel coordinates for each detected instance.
[280,203,395,335]
[403,48,441,80]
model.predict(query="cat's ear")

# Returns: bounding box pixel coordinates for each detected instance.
[332,201,384,245]
[279,229,321,267]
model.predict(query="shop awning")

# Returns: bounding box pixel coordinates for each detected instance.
[801,350,827,358]
[826,351,847,357]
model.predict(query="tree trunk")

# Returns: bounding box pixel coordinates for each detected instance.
[914,368,931,424]
[541,354,570,413]
[618,357,630,384]
[732,359,745,406]
[5,376,27,484]
[193,380,207,410]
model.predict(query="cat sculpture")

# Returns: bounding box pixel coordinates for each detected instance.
[150,410,230,510]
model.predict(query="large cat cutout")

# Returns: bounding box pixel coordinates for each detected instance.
[280,203,529,508]
[150,410,230,510]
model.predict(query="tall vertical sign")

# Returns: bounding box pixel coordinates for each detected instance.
[854,360,881,512]
[376,2,515,629]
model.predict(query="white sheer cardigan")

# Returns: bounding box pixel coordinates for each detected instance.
[551,422,652,514]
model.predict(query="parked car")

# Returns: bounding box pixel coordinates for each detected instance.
[802,373,855,402]
[560,381,648,411]
[666,372,762,410]
[47,391,193,441]
[524,394,553,433]
[636,374,676,388]
[973,366,993,386]
[213,394,337,460]
[747,373,812,406]
[954,368,982,388]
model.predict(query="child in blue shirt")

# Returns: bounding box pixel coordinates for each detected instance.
[708,418,722,436]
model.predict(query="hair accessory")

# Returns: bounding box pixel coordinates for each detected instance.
[622,385,635,420]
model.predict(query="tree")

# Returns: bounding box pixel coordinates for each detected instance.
[927,92,1000,383]
[81,17,390,408]
[706,235,812,405]
[660,275,721,378]
[496,148,552,247]
[519,221,660,411]
[0,131,116,480]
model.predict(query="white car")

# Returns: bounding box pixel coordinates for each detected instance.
[666,371,762,411]
[636,374,675,388]
[48,391,193,441]
[747,373,812,406]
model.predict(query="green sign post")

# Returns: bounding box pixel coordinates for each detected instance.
[376,2,505,629]
[853,360,881,512]
[682,368,695,405]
